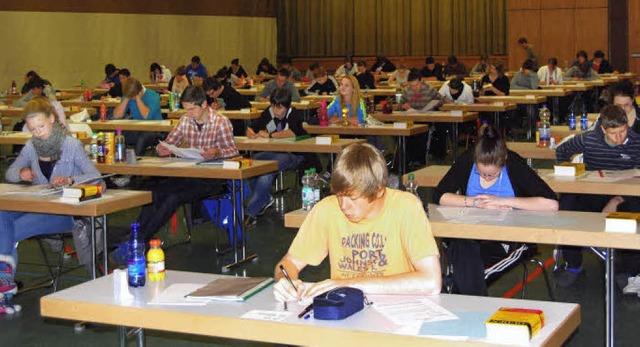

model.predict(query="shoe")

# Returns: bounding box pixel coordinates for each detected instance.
[243,215,257,228]
[257,196,275,216]
[108,243,128,268]
[623,275,640,295]
[111,175,131,187]
[554,267,584,288]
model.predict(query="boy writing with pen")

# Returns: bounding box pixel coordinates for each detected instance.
[554,105,640,289]
[273,143,441,303]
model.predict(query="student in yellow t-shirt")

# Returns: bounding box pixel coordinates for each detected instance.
[273,143,441,301]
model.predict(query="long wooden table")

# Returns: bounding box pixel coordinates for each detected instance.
[95,157,278,271]
[41,270,580,347]
[403,165,640,197]
[0,184,151,278]
[250,100,319,111]
[69,120,175,132]
[0,131,91,145]
[304,123,429,176]
[61,100,121,108]
[235,136,364,154]
[167,109,261,120]
[510,89,573,124]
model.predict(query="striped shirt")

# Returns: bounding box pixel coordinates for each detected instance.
[164,107,238,158]
[555,129,640,171]
[400,83,443,110]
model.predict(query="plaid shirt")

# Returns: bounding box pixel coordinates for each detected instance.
[400,83,443,110]
[164,107,238,158]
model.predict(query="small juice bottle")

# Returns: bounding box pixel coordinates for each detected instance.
[147,239,165,281]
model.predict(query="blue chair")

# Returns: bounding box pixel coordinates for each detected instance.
[202,180,249,253]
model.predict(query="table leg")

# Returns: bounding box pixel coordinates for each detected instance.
[526,104,536,141]
[552,96,560,124]
[135,327,145,347]
[452,123,459,162]
[399,136,406,177]
[223,179,257,272]
[90,217,96,279]
[118,326,126,347]
[102,215,108,275]
[606,247,615,347]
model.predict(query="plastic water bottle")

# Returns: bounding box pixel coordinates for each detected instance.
[173,92,180,110]
[318,101,329,126]
[405,173,428,216]
[146,239,165,281]
[301,170,314,210]
[115,128,126,163]
[568,112,576,130]
[90,132,99,162]
[127,222,146,288]
[580,104,589,130]
[538,105,551,148]
[309,168,320,204]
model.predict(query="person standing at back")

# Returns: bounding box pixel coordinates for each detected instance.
[517,37,539,71]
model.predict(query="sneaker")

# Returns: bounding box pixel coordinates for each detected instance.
[243,215,257,228]
[257,196,275,216]
[554,266,584,288]
[0,260,16,295]
[111,175,131,187]
[623,275,640,295]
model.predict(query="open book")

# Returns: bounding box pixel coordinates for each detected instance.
[186,277,274,302]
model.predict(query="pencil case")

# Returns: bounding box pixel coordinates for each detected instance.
[313,287,364,320]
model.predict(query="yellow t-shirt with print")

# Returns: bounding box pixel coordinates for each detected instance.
[289,188,439,279]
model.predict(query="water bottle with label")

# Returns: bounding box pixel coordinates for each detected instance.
[90,132,99,162]
[301,170,314,210]
[568,112,576,130]
[309,168,320,204]
[115,128,126,163]
[405,173,428,216]
[127,222,146,288]
[538,105,551,148]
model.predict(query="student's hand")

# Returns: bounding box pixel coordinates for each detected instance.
[328,116,342,124]
[156,143,172,156]
[348,117,359,127]
[603,196,625,213]
[246,128,257,139]
[202,148,221,160]
[474,194,511,210]
[273,278,306,302]
[51,176,72,187]
[401,103,411,110]
[257,130,270,138]
[19,167,35,182]
[301,279,340,299]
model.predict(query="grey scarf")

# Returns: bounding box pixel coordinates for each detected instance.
[31,123,66,161]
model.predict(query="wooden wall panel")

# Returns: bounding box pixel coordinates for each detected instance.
[628,0,640,76]
[507,10,541,70]
[578,0,608,8]
[540,0,575,9]
[506,0,540,10]
[575,8,609,58]
[0,0,276,17]
[540,9,575,69]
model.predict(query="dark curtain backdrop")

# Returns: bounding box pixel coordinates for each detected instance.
[276,0,506,57]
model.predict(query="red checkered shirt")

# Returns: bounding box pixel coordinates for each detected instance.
[163,107,238,158]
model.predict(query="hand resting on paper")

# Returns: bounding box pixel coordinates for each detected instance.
[473,194,513,210]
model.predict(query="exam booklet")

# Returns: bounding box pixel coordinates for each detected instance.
[186,277,274,301]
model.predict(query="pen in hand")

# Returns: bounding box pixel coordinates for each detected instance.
[279,264,298,311]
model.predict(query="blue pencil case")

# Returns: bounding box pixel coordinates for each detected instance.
[313,287,365,320]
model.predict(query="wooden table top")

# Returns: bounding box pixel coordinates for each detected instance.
[61,100,121,108]
[404,165,640,197]
[0,184,151,217]
[506,142,557,159]
[250,101,319,111]
[477,95,547,105]
[371,111,479,123]
[143,82,169,91]
[69,120,175,132]
[304,123,429,136]
[167,109,261,120]
[301,95,336,103]
[540,84,594,92]
[551,125,586,139]
[440,103,517,112]
[57,87,109,94]
[41,270,580,347]
[561,80,607,87]
[0,132,91,145]
[510,89,573,97]
[234,136,364,154]
[95,157,278,180]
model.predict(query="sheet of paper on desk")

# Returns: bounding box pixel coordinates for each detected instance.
[419,311,490,339]
[159,141,204,160]
[581,169,640,182]
[435,206,508,223]
[4,184,62,195]
[241,310,291,322]
[148,283,209,306]
[371,295,457,326]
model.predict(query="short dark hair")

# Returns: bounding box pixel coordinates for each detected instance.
[344,56,353,63]
[407,71,422,82]
[425,56,435,65]
[475,124,507,167]
[231,58,239,65]
[578,62,590,73]
[270,88,292,109]
[105,63,117,75]
[576,50,588,59]
[609,80,635,101]
[215,67,228,79]
[202,77,222,92]
[26,70,40,80]
[277,68,290,78]
[493,63,505,75]
[522,59,535,71]
[448,77,463,91]
[594,50,605,59]
[517,37,528,44]
[191,55,201,64]
[447,55,458,65]
[600,105,628,129]
[357,60,367,68]
[180,85,207,105]
[150,63,161,72]
[119,68,131,77]
[547,57,558,66]
[28,78,45,90]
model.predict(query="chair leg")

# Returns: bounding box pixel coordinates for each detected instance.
[530,258,556,301]
[521,262,529,299]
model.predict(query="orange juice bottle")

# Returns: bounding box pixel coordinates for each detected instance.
[147,239,165,281]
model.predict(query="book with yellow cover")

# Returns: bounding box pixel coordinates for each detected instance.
[605,212,640,233]
[553,162,585,176]
[223,157,253,169]
[485,307,545,345]
[62,184,103,199]
[316,134,339,144]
